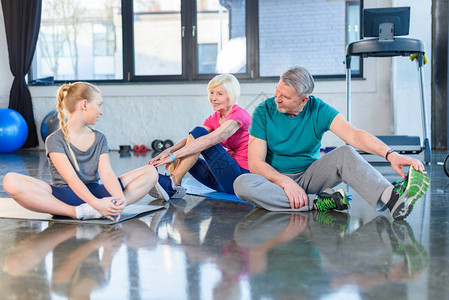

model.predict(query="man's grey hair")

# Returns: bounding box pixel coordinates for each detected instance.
[280,67,315,97]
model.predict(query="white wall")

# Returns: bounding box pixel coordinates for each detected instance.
[1,0,424,152]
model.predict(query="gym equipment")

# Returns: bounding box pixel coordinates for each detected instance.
[346,7,430,163]
[151,139,174,151]
[0,108,28,153]
[133,145,148,152]
[119,145,132,157]
[133,151,147,157]
[40,110,60,142]
[151,139,164,151]
[163,139,174,149]
[119,145,132,153]
[441,155,449,177]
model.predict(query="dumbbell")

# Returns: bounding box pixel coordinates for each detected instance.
[133,145,148,152]
[151,139,174,151]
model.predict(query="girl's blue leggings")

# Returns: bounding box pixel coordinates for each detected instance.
[51,178,125,206]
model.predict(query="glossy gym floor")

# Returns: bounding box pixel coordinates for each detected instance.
[0,150,447,299]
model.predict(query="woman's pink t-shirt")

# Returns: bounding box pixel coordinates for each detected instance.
[203,104,251,170]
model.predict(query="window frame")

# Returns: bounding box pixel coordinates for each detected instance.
[29,0,363,84]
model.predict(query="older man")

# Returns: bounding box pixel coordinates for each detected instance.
[234,67,429,220]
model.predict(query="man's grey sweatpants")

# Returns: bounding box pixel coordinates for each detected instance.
[233,145,391,212]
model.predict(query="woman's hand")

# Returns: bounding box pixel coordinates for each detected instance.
[148,147,172,165]
[152,154,175,168]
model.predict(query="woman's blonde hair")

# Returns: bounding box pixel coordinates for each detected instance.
[207,74,240,106]
[56,82,101,171]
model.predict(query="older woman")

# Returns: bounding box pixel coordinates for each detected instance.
[149,73,251,200]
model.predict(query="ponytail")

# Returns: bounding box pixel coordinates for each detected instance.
[56,84,80,171]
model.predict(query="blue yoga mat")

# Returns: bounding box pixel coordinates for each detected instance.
[190,191,251,205]
[181,177,352,204]
[181,177,251,205]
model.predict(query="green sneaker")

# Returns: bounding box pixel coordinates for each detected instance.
[314,189,350,211]
[391,220,428,276]
[313,210,350,234]
[381,168,430,220]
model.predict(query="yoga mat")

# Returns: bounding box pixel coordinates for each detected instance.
[181,177,352,205]
[181,177,251,205]
[0,198,168,224]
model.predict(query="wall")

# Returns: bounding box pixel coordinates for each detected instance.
[0,0,397,151]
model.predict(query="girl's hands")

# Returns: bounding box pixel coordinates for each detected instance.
[96,226,126,249]
[94,197,126,222]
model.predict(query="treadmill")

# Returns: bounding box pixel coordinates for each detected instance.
[345,7,431,163]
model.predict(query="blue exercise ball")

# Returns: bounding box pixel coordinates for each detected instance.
[41,109,60,142]
[0,108,28,153]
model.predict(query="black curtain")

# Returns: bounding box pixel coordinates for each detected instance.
[1,0,42,148]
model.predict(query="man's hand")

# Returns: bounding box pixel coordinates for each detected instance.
[280,177,308,209]
[277,214,308,242]
[388,152,425,178]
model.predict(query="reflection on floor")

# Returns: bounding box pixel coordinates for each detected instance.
[0,150,448,299]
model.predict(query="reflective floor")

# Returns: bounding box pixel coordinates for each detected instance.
[0,150,448,299]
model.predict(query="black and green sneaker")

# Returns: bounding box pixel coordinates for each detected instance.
[376,216,428,277]
[314,189,350,211]
[313,210,350,235]
[391,220,428,276]
[381,168,430,220]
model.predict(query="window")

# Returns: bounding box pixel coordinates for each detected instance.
[31,0,361,83]
[93,24,116,57]
[34,0,123,81]
[258,0,361,77]
[198,43,218,74]
[346,1,361,74]
[133,1,182,76]
[196,0,247,75]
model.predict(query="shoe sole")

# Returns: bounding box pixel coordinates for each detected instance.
[148,182,170,201]
[338,189,351,209]
[392,169,430,220]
